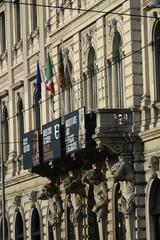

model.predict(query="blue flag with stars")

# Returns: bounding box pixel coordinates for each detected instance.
[35,61,42,103]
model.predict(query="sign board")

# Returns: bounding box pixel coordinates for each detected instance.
[23,129,40,169]
[42,118,61,162]
[64,108,86,154]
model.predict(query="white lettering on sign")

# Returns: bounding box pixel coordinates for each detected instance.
[43,126,52,137]
[65,116,77,128]
[54,124,60,139]
[43,135,51,145]
[66,142,77,153]
[23,137,30,153]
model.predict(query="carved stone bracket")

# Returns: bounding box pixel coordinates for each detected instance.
[111,156,135,215]
[82,169,108,221]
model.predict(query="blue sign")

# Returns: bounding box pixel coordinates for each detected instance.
[23,129,40,169]
[42,118,61,162]
[64,108,86,154]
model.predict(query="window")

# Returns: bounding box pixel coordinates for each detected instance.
[2,102,9,162]
[33,88,41,130]
[0,218,8,240]
[0,11,6,54]
[112,32,124,108]
[87,47,97,111]
[149,178,160,239]
[154,21,160,101]
[15,212,24,240]
[31,208,41,240]
[17,96,24,156]
[32,0,37,31]
[65,53,73,113]
[14,0,21,43]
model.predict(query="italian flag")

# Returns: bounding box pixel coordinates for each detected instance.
[45,52,55,95]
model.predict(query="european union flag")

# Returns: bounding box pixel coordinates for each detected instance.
[35,61,42,103]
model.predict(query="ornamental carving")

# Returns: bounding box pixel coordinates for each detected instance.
[63,176,84,224]
[111,156,135,215]
[37,182,63,225]
[150,156,160,179]
[82,169,108,220]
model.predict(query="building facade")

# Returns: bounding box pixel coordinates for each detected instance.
[0,0,160,239]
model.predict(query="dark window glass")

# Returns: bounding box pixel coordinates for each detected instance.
[113,32,123,108]
[0,11,6,53]
[2,103,9,162]
[15,212,24,240]
[0,218,8,240]
[155,21,160,101]
[31,208,41,240]
[15,0,21,42]
[32,0,37,31]
[17,97,24,156]
[87,47,97,110]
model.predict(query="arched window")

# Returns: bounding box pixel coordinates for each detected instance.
[149,178,160,239]
[87,186,99,240]
[48,223,54,240]
[33,89,41,130]
[0,217,8,240]
[114,183,126,240]
[65,54,74,113]
[31,208,41,240]
[0,11,6,54]
[14,0,21,43]
[15,212,24,240]
[87,47,97,111]
[154,21,160,101]
[112,32,124,108]
[32,0,37,32]
[2,102,9,162]
[17,95,24,156]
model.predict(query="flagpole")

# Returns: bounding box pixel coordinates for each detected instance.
[0,99,6,240]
